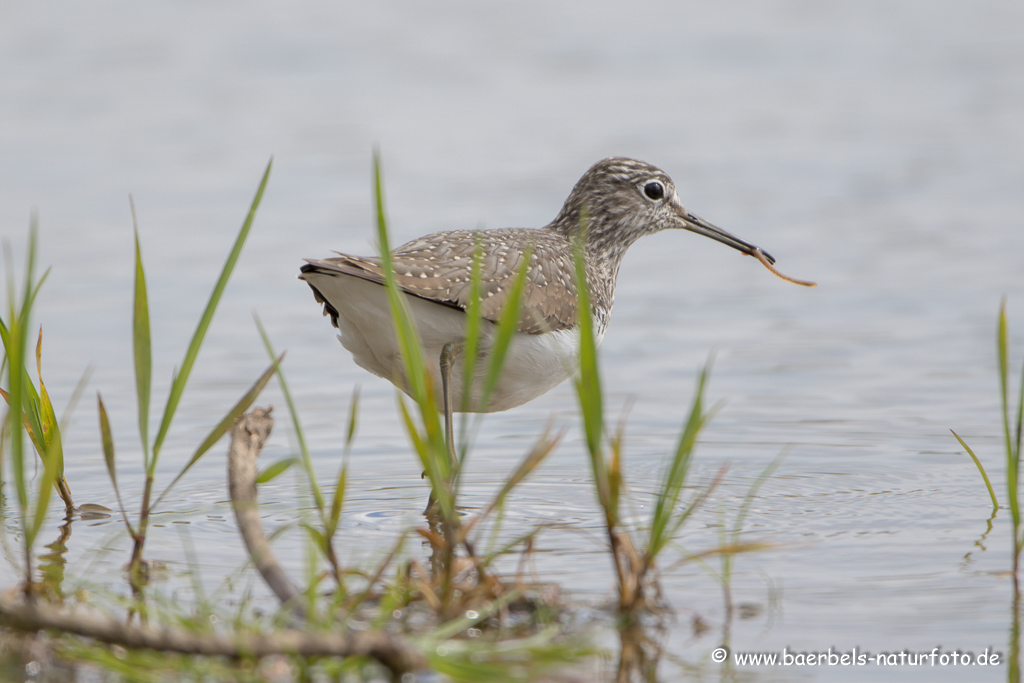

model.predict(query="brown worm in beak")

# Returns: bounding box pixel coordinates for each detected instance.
[752,248,817,287]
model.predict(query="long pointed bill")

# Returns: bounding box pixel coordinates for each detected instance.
[682,211,775,265]
[680,210,817,287]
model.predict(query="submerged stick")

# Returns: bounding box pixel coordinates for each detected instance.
[752,248,816,287]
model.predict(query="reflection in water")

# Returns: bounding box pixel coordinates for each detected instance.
[35,504,114,600]
[37,510,73,600]
[961,507,997,570]
[1012,577,1021,683]
[616,623,663,683]
[77,503,114,522]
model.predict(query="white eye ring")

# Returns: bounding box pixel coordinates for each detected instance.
[643,181,665,201]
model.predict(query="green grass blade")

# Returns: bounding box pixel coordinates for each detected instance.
[477,243,534,413]
[1,380,45,466]
[349,529,409,622]
[952,429,1000,512]
[1007,302,1024,548]
[1000,301,1010,438]
[732,451,785,541]
[571,210,613,519]
[345,386,360,451]
[473,426,561,526]
[459,234,485,416]
[256,457,296,484]
[8,318,29,529]
[33,327,73,510]
[1015,349,1024,473]
[372,153,444,455]
[327,462,348,538]
[478,525,545,572]
[999,301,1020,530]
[254,316,324,512]
[8,227,38,536]
[131,199,153,467]
[372,151,452,514]
[0,343,44,454]
[422,588,524,643]
[396,393,452,515]
[152,355,280,512]
[302,525,331,563]
[325,387,358,536]
[34,328,63,468]
[648,365,709,559]
[151,158,272,463]
[372,152,428,403]
[455,234,486,463]
[573,224,602,455]
[716,453,784,584]
[450,237,534,491]
[396,394,430,468]
[28,423,60,545]
[97,392,134,535]
[54,365,92,508]
[609,430,624,520]
[426,626,589,683]
[58,365,93,429]
[664,464,727,546]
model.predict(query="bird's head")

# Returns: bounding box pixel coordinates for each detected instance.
[550,157,774,266]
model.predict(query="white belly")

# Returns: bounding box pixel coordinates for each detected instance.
[305,272,592,413]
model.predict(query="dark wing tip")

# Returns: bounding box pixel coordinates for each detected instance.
[302,279,342,330]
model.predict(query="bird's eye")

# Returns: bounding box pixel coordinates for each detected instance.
[643,181,665,201]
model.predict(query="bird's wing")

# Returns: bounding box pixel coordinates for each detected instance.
[300,229,579,335]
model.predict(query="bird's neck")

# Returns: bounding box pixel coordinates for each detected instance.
[547,211,638,279]
[545,212,638,335]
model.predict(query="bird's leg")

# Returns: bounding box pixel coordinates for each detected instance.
[439,342,461,473]
[424,342,462,520]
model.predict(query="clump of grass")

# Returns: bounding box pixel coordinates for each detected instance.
[0,221,88,535]
[954,300,1024,575]
[570,221,774,640]
[0,225,68,596]
[952,300,1024,683]
[368,150,560,618]
[96,160,278,587]
[700,453,784,646]
[571,227,715,620]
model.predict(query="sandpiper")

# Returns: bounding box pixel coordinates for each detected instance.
[300,157,805,419]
